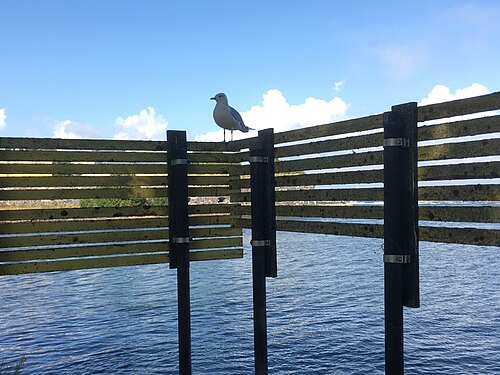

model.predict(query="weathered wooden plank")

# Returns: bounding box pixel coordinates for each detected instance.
[0,228,168,248]
[0,149,167,163]
[188,151,246,164]
[418,91,500,122]
[274,114,383,145]
[233,170,383,190]
[275,150,384,173]
[277,188,383,202]
[188,163,243,175]
[276,219,383,238]
[0,205,168,221]
[420,206,500,223]
[0,174,234,189]
[0,186,169,201]
[420,226,499,246]
[0,236,242,262]
[187,140,248,152]
[0,248,244,276]
[0,175,168,188]
[418,162,499,181]
[0,137,168,151]
[276,169,383,188]
[418,138,499,161]
[275,132,383,158]
[0,163,167,175]
[0,224,241,248]
[0,204,235,224]
[418,115,500,141]
[275,204,384,219]
[0,214,235,236]
[419,184,500,202]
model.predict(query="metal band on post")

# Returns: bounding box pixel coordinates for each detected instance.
[250,240,270,247]
[171,158,188,166]
[384,254,411,264]
[173,237,190,244]
[383,138,409,147]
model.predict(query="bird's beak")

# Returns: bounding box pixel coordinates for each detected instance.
[210,96,215,101]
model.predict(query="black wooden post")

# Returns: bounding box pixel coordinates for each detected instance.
[250,128,277,375]
[167,130,192,375]
[383,102,419,375]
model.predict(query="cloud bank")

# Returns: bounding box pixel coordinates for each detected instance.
[53,120,103,139]
[195,89,349,142]
[419,83,490,105]
[114,107,168,140]
[0,108,6,130]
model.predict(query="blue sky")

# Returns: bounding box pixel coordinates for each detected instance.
[1,1,499,141]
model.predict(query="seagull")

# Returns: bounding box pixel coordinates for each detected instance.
[211,93,252,142]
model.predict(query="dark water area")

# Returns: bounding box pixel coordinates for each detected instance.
[1,230,499,374]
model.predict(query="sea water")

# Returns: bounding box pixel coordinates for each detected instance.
[1,230,499,374]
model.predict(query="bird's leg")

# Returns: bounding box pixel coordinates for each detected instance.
[223,129,226,142]
[231,130,234,141]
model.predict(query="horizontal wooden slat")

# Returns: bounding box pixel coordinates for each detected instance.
[420,226,499,246]
[0,137,168,151]
[0,163,167,175]
[420,206,500,223]
[0,149,167,163]
[276,151,383,173]
[0,236,243,262]
[418,91,500,122]
[418,138,499,161]
[418,162,500,181]
[276,205,384,219]
[274,114,383,145]
[419,184,499,202]
[277,219,383,238]
[187,140,246,152]
[0,175,167,188]
[0,205,231,220]
[275,188,384,202]
[0,205,171,222]
[188,163,244,175]
[0,224,241,249]
[0,213,235,235]
[418,115,500,141]
[188,151,245,164]
[0,187,168,201]
[0,248,244,276]
[275,132,383,158]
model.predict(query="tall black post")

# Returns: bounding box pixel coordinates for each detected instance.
[383,103,419,375]
[167,130,192,375]
[250,128,277,375]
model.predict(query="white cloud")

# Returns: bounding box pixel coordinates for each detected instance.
[53,120,103,139]
[195,89,349,142]
[114,107,168,140]
[334,80,345,92]
[0,108,6,130]
[419,83,490,105]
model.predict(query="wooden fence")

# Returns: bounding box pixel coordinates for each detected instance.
[1,91,499,276]
[228,91,500,247]
[0,138,243,275]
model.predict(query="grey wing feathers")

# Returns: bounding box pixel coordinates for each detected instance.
[230,106,249,132]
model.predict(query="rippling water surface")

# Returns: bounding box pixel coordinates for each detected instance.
[1,231,499,374]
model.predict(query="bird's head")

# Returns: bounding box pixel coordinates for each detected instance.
[210,93,228,105]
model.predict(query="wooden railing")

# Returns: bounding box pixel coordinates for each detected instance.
[228,92,500,247]
[0,138,243,275]
[1,91,499,276]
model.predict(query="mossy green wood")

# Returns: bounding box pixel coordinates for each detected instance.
[0,248,244,276]
[417,91,500,122]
